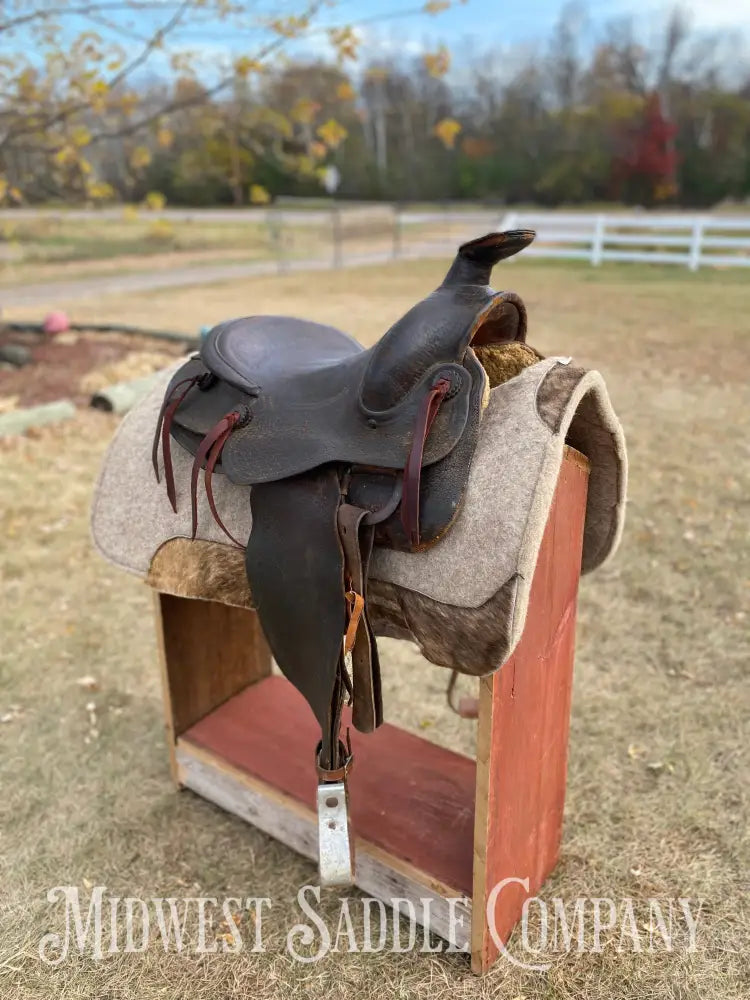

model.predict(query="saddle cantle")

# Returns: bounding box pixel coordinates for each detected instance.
[151,229,537,884]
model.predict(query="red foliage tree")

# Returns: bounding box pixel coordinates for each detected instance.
[615,92,678,203]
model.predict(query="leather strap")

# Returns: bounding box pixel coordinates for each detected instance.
[401,377,451,548]
[315,736,353,782]
[190,409,249,545]
[244,467,350,776]
[337,503,382,734]
[203,421,246,548]
[151,376,201,512]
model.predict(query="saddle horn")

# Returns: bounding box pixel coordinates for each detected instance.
[442,230,536,288]
[359,229,536,413]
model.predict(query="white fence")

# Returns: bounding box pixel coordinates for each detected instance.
[3,205,749,279]
[401,210,750,271]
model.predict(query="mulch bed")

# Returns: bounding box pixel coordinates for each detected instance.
[0,327,187,408]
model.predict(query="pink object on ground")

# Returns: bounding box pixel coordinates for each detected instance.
[43,311,70,335]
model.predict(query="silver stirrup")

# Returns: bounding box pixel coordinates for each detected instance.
[315,742,355,886]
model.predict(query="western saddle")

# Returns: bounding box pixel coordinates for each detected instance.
[152,230,536,884]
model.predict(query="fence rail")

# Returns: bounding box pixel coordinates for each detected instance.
[491,211,750,270]
[264,207,750,273]
[3,205,749,276]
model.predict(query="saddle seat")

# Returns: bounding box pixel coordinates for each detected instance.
[166,231,534,489]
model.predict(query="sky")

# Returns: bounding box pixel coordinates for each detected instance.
[32,0,750,81]
[168,0,750,50]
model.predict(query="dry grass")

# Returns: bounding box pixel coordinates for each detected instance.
[1,257,749,999]
[0,210,401,287]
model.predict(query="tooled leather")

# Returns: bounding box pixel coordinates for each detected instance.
[167,354,472,487]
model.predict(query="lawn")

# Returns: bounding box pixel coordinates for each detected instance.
[0,257,748,999]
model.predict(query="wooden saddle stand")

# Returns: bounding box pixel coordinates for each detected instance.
[93,231,626,973]
[153,446,589,975]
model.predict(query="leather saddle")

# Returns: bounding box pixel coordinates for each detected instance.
[152,230,536,883]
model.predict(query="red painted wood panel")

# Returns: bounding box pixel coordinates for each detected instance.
[476,450,589,971]
[183,674,476,894]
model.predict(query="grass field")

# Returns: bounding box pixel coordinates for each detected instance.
[1,257,748,999]
[0,208,399,286]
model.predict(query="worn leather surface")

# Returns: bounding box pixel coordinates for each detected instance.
[348,350,488,551]
[244,466,347,763]
[167,350,472,485]
[203,315,361,395]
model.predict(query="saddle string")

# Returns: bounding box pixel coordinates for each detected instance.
[151,375,204,512]
[401,377,452,547]
[189,410,248,548]
[343,588,366,656]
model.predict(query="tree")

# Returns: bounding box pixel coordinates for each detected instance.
[616,91,678,204]
[0,0,457,204]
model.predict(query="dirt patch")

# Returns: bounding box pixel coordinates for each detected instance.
[0,328,186,408]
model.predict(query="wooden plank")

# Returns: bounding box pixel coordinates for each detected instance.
[176,742,472,950]
[181,674,476,897]
[471,448,589,974]
[153,592,180,784]
[155,594,272,750]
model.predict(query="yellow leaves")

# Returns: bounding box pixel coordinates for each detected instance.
[17,68,38,99]
[129,146,152,171]
[423,46,450,78]
[86,180,115,201]
[654,180,678,202]
[249,184,271,205]
[54,146,76,167]
[0,178,7,202]
[157,127,174,149]
[122,205,139,222]
[295,156,317,177]
[434,117,462,148]
[291,99,320,125]
[309,141,328,160]
[335,82,356,101]
[70,125,92,148]
[119,92,139,117]
[268,15,309,38]
[144,191,167,211]
[234,56,264,79]
[328,26,359,62]
[424,0,451,11]
[316,118,348,149]
[147,219,175,243]
[89,79,110,114]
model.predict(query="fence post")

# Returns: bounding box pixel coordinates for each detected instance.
[688,218,704,271]
[591,213,605,266]
[331,205,342,269]
[268,209,285,274]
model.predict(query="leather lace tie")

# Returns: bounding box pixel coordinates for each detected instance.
[190,409,251,548]
[401,376,452,547]
[152,375,205,512]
